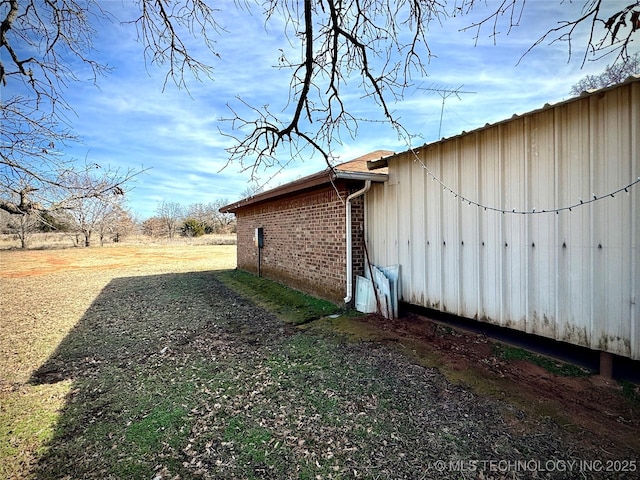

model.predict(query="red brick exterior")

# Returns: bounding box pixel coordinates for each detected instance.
[234,181,366,304]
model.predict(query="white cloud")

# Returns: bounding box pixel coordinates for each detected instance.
[23,0,638,219]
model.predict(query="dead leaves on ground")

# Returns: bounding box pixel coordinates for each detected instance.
[26,271,637,479]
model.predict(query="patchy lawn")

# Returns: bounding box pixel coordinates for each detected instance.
[1,245,638,479]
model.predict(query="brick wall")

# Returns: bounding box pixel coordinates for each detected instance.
[234,182,366,304]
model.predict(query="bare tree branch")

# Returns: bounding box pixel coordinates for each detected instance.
[456,0,640,67]
[570,51,640,95]
[221,0,446,175]
[128,0,222,91]
[1,1,148,216]
[2,0,639,203]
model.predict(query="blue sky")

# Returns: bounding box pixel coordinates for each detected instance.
[35,1,639,219]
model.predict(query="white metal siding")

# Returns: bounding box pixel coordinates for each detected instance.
[366,79,640,359]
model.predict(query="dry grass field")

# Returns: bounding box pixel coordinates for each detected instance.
[0,232,237,251]
[1,241,638,479]
[0,243,236,477]
[0,242,236,376]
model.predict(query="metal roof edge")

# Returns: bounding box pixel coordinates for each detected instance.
[578,73,639,96]
[334,171,389,182]
[382,75,640,164]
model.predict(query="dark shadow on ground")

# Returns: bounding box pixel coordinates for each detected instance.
[29,269,286,479]
[29,270,640,479]
[31,271,227,386]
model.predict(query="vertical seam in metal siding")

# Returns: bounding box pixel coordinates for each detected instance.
[457,138,463,314]
[439,143,445,309]
[628,82,640,360]
[524,117,531,333]
[499,125,506,326]
[476,132,483,319]
[588,93,596,350]
[423,149,429,305]
[409,160,413,289]
[552,107,556,340]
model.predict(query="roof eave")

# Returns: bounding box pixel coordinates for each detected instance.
[219,170,387,213]
[219,170,329,213]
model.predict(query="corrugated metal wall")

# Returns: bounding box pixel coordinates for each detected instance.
[367,78,640,359]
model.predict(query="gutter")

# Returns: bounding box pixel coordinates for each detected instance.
[334,171,389,182]
[344,180,372,304]
[219,170,387,214]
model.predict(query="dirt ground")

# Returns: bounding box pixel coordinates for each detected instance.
[346,313,640,455]
[0,243,237,279]
[1,244,638,479]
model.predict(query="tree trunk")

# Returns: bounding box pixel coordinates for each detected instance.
[18,215,30,249]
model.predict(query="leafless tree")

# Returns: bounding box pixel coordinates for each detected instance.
[57,169,131,247]
[570,51,640,95]
[1,206,72,248]
[514,0,640,67]
[0,0,142,217]
[4,211,40,248]
[211,199,236,232]
[221,0,640,175]
[240,184,264,200]
[141,216,166,237]
[2,0,638,190]
[186,202,212,226]
[186,200,235,233]
[97,205,137,246]
[155,201,184,240]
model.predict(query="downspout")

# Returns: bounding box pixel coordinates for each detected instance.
[344,180,372,304]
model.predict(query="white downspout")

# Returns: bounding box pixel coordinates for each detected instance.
[344,180,372,304]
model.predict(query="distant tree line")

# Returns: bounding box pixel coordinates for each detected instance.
[0,196,236,248]
[142,200,235,240]
[0,198,136,249]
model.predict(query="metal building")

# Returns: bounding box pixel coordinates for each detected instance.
[366,76,640,360]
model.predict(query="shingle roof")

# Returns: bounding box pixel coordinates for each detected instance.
[333,150,393,174]
[219,150,393,213]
